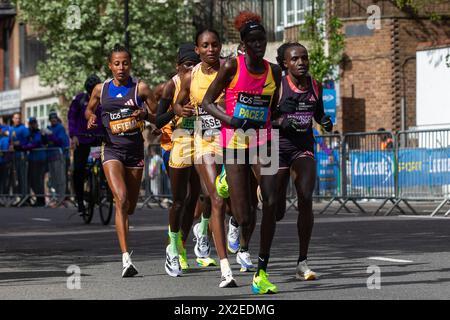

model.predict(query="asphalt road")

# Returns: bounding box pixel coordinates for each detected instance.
[0,202,449,300]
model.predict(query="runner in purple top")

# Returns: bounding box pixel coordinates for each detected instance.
[273,42,333,282]
[85,44,157,278]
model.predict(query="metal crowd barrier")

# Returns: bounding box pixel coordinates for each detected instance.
[0,147,70,208]
[396,128,450,217]
[338,131,398,215]
[141,144,173,209]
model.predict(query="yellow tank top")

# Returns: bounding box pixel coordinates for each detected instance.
[160,75,181,151]
[176,63,223,133]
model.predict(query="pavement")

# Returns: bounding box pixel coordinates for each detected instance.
[0,201,450,300]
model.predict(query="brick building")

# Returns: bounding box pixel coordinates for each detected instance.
[202,0,450,133]
[332,0,450,133]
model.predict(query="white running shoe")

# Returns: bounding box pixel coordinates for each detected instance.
[296,260,317,281]
[227,217,240,254]
[219,270,237,288]
[236,251,254,272]
[165,245,182,277]
[122,252,138,278]
[193,223,211,259]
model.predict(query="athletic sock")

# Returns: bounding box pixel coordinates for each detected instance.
[298,255,307,265]
[230,216,239,227]
[257,254,270,274]
[198,214,209,236]
[220,258,231,275]
[122,252,130,266]
[168,231,179,256]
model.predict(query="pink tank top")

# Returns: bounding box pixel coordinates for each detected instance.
[222,55,276,149]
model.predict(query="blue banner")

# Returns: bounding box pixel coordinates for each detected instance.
[398,148,450,187]
[349,148,450,188]
[350,150,395,187]
[316,148,340,194]
[322,89,337,124]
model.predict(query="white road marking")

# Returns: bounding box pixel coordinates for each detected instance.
[367,257,413,263]
[398,215,449,219]
[31,218,51,222]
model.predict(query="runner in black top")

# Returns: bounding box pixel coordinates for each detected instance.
[273,42,332,281]
[85,44,157,278]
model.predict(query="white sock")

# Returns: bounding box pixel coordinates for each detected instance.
[220,258,231,276]
[122,252,130,266]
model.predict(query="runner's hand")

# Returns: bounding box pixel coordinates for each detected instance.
[131,108,148,121]
[320,115,333,132]
[87,114,98,130]
[180,103,195,118]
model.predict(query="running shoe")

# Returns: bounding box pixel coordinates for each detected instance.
[296,260,317,281]
[227,217,240,253]
[165,245,182,277]
[196,257,218,267]
[122,253,138,278]
[252,270,278,294]
[193,223,211,258]
[215,166,229,199]
[219,270,237,288]
[236,251,254,272]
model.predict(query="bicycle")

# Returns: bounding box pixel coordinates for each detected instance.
[78,134,114,225]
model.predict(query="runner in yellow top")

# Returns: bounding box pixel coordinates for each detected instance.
[166,28,237,288]
[155,43,201,271]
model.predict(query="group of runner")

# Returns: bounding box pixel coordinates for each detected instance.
[84,11,333,294]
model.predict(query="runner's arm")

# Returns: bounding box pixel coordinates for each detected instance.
[201,58,236,125]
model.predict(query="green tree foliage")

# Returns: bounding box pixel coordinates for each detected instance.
[14,0,194,101]
[299,0,344,84]
[394,0,448,20]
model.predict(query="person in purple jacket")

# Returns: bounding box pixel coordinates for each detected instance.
[68,74,103,214]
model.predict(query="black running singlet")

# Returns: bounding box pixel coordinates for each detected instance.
[100,77,145,148]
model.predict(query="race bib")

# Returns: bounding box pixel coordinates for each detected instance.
[233,93,270,124]
[109,108,143,135]
[180,107,221,132]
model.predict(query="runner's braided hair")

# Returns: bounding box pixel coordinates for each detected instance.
[108,43,132,62]
[276,42,307,71]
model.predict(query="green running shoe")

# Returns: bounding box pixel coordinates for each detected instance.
[196,257,218,267]
[252,270,278,294]
[215,165,229,199]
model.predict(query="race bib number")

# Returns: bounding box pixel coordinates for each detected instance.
[180,106,221,132]
[109,108,143,135]
[233,93,270,124]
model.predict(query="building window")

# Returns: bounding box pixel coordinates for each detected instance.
[275,0,312,30]
[25,98,59,129]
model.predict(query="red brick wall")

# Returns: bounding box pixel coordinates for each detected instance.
[338,18,396,133]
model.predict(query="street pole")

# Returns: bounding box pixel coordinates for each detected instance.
[124,0,130,49]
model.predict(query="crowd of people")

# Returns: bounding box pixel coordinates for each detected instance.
[0,111,70,207]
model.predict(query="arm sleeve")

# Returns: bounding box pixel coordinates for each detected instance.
[155,98,175,129]
[313,94,325,124]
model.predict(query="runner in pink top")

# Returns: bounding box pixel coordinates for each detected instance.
[221,53,276,149]
[202,11,282,295]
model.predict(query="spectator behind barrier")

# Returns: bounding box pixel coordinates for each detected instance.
[378,128,393,150]
[44,111,70,207]
[0,125,12,197]
[22,117,46,207]
[9,113,30,205]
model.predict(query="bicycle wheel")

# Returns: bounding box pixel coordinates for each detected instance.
[99,183,114,225]
[83,171,95,224]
